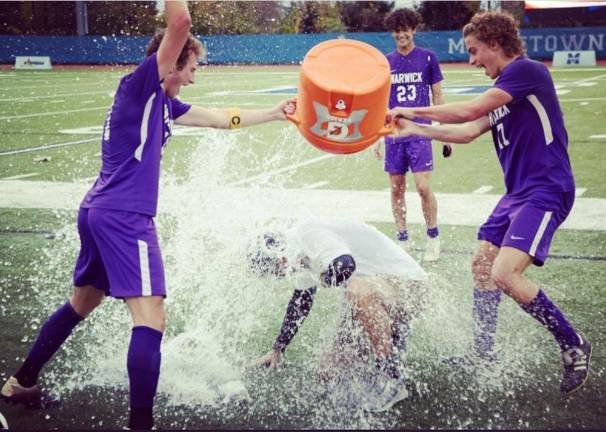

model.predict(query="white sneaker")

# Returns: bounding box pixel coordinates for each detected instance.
[423,236,440,262]
[1,376,42,407]
[363,376,409,412]
[399,239,411,253]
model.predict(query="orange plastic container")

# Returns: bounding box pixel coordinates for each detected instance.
[287,39,393,154]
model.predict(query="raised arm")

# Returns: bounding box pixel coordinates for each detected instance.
[256,286,317,368]
[157,1,192,80]
[393,87,513,124]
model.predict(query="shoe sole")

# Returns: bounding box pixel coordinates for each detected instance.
[369,388,410,413]
[563,342,593,395]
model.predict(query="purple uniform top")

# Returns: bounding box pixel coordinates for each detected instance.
[386,47,443,142]
[491,57,575,198]
[81,53,191,216]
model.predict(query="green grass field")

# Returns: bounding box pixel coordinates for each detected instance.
[0,64,605,429]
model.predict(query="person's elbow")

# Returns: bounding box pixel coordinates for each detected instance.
[170,12,192,34]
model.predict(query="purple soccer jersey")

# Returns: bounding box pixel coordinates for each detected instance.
[384,47,442,172]
[387,47,443,124]
[491,57,575,197]
[81,53,191,216]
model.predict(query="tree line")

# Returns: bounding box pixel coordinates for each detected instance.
[2,1,514,36]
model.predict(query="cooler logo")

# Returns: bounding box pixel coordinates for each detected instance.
[310,101,367,142]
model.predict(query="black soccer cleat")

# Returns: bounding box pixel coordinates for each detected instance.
[0,376,60,409]
[560,334,592,394]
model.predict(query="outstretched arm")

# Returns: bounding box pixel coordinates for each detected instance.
[175,98,296,128]
[392,116,491,144]
[256,286,317,368]
[392,87,513,124]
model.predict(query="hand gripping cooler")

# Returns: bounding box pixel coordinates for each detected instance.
[287,39,393,154]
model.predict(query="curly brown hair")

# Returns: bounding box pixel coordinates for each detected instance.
[462,11,524,57]
[384,8,422,32]
[145,28,205,70]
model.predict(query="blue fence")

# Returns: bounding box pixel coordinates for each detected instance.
[1,27,604,65]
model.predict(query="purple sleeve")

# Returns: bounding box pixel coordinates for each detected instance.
[171,97,192,120]
[121,53,161,101]
[495,59,544,103]
[428,51,443,85]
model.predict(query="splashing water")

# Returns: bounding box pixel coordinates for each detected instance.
[26,127,556,429]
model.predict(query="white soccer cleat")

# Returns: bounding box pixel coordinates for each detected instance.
[363,376,409,412]
[423,236,440,262]
[399,239,411,253]
[1,376,42,407]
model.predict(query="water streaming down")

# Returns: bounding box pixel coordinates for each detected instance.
[26,128,555,429]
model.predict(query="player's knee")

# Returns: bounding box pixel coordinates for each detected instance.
[416,182,431,198]
[471,253,492,283]
[490,263,513,291]
[70,287,104,318]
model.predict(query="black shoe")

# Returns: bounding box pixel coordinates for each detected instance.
[560,334,592,394]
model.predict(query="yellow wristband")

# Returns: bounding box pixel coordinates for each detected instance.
[228,107,241,129]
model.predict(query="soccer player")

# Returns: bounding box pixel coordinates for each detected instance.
[375,8,451,261]
[248,217,428,411]
[1,1,296,429]
[389,11,591,394]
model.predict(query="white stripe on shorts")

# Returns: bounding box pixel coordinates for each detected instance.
[529,211,553,257]
[138,239,152,296]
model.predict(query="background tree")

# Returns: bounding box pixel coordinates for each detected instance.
[189,1,283,35]
[87,1,158,36]
[417,1,481,31]
[338,1,395,32]
[0,1,76,35]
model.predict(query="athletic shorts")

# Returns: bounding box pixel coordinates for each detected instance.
[73,207,166,298]
[384,136,433,175]
[477,190,575,266]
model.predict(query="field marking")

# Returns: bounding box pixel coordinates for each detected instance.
[0,138,97,156]
[472,185,493,194]
[303,181,329,189]
[0,106,107,121]
[0,90,110,102]
[1,180,604,231]
[1,172,39,180]
[590,134,606,139]
[560,96,606,103]
[576,188,587,197]
[226,154,334,187]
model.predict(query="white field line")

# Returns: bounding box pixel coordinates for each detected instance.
[472,185,493,194]
[590,134,606,139]
[0,138,97,156]
[0,106,107,121]
[1,172,39,180]
[0,90,110,102]
[560,96,606,103]
[303,181,329,189]
[5,81,115,91]
[1,180,604,231]
[226,153,334,187]
[576,188,587,197]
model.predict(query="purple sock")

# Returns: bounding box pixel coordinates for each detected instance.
[127,326,162,430]
[427,227,439,238]
[472,288,502,356]
[521,289,579,350]
[14,301,83,388]
[397,230,408,241]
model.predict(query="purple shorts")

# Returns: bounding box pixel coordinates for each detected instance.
[73,207,166,298]
[477,190,575,266]
[384,136,433,175]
